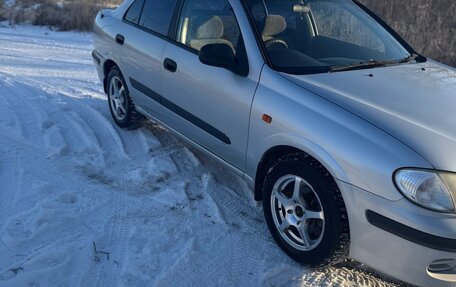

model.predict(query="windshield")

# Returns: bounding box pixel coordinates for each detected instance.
[245,0,419,74]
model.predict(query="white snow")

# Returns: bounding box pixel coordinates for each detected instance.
[0,25,399,287]
[3,0,16,8]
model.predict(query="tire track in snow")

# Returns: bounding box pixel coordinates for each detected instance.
[92,193,129,287]
[0,130,174,286]
[0,175,48,232]
[0,80,46,148]
[71,101,129,161]
[0,134,47,221]
[299,264,404,287]
[0,145,20,232]
[0,76,100,159]
[0,136,122,277]
[81,187,170,287]
[146,121,263,231]
[0,74,82,156]
[49,107,102,157]
[123,124,232,286]
[0,229,88,276]
[0,53,93,68]
[0,35,92,53]
[0,60,99,102]
[41,96,108,163]
[0,133,168,285]
[112,126,153,160]
[142,123,276,286]
[10,71,128,160]
[0,54,136,165]
[0,71,129,164]
[0,81,23,137]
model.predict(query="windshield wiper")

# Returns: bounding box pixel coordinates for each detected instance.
[330,60,398,73]
[399,53,420,63]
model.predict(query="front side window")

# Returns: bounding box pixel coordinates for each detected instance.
[245,0,416,74]
[139,0,178,35]
[176,0,241,53]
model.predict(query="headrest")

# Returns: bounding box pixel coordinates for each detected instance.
[194,16,224,39]
[262,15,286,37]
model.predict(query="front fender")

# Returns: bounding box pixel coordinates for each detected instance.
[246,66,432,201]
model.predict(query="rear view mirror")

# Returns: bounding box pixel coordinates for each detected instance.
[293,4,310,13]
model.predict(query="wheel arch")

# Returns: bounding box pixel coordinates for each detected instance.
[252,137,349,202]
[254,145,301,201]
[103,59,119,93]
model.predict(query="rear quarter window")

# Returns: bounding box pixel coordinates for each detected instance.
[124,0,145,24]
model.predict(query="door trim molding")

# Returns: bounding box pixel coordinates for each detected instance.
[130,78,231,145]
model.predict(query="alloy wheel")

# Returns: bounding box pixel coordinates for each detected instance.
[270,174,325,251]
[108,76,127,121]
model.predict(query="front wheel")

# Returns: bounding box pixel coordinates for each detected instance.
[107,67,144,130]
[263,153,350,267]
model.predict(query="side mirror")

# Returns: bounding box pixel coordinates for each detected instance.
[199,43,243,75]
[199,43,249,77]
[199,43,253,77]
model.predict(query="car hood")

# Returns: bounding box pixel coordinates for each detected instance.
[282,61,456,171]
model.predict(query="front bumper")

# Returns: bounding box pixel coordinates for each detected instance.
[338,180,456,287]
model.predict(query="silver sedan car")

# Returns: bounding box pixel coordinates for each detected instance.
[92,0,456,286]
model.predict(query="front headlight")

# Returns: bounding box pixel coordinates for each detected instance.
[394,169,456,213]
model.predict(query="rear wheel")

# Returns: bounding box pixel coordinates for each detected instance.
[107,67,144,129]
[263,153,350,267]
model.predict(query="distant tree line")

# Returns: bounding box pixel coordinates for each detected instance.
[359,0,456,67]
[1,0,455,66]
[0,0,121,31]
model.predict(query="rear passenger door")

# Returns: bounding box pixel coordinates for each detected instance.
[114,0,178,113]
[159,0,259,170]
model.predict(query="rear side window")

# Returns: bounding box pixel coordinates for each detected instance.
[139,0,178,36]
[124,0,145,24]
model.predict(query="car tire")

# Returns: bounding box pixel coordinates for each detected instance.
[107,67,144,130]
[263,153,350,267]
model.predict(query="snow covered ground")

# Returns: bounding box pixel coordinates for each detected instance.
[0,24,401,287]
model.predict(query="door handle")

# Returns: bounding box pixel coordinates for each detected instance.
[164,58,177,73]
[115,34,125,45]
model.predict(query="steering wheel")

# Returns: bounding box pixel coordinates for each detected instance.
[264,38,288,49]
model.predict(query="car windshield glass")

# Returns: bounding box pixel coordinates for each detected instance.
[245,0,417,74]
